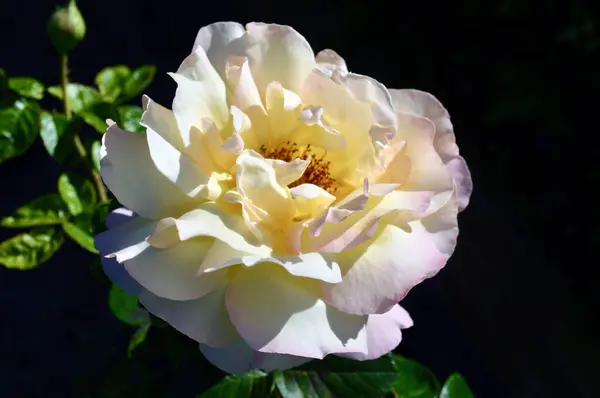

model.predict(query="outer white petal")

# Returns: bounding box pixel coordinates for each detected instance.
[95,215,157,263]
[105,207,136,229]
[339,305,413,360]
[140,96,184,151]
[226,263,368,359]
[139,285,239,347]
[170,48,229,144]
[100,124,195,220]
[124,239,226,301]
[192,22,246,79]
[199,339,311,374]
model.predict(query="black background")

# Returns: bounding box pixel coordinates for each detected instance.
[1,0,598,397]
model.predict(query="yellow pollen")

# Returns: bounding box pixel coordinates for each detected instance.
[260,141,337,194]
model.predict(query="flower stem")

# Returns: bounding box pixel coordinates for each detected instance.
[60,54,108,202]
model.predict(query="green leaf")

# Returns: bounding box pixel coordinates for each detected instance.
[91,140,101,172]
[8,77,45,100]
[62,213,97,253]
[0,227,63,270]
[90,200,111,234]
[275,355,398,398]
[0,99,40,164]
[47,83,102,113]
[123,65,156,101]
[58,172,97,216]
[128,321,151,357]
[95,65,131,103]
[119,105,144,133]
[200,370,274,398]
[109,283,150,326]
[79,102,120,133]
[389,354,441,398]
[1,194,69,228]
[39,111,75,162]
[439,374,475,398]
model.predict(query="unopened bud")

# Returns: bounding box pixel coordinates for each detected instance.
[47,0,86,54]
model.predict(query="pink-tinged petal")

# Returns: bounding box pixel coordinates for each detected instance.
[199,339,311,374]
[389,89,458,161]
[145,203,269,255]
[100,124,196,219]
[105,207,136,229]
[446,156,473,212]
[139,284,239,347]
[124,239,226,301]
[340,305,413,360]
[316,49,348,83]
[244,23,316,97]
[192,22,246,79]
[170,48,229,144]
[321,196,459,315]
[346,73,397,130]
[226,263,368,359]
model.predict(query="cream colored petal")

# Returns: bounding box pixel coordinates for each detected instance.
[226,263,368,358]
[290,184,336,219]
[170,48,229,145]
[140,96,184,151]
[146,203,269,256]
[146,126,221,199]
[140,284,239,347]
[265,82,302,143]
[244,23,316,97]
[315,49,348,83]
[236,150,295,225]
[267,157,310,186]
[100,124,196,220]
[192,22,246,79]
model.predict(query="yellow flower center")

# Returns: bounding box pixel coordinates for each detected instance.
[259,141,338,194]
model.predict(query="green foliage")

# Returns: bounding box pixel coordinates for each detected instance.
[58,172,97,216]
[47,83,102,113]
[109,284,150,326]
[91,140,101,171]
[0,227,63,270]
[390,354,441,397]
[0,68,7,96]
[62,213,98,253]
[0,98,40,164]
[40,111,76,162]
[47,0,86,54]
[439,374,475,398]
[201,370,274,398]
[119,105,144,132]
[8,77,45,100]
[1,194,69,228]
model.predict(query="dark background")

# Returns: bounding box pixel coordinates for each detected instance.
[1,0,598,397]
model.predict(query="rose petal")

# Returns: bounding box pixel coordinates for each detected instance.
[244,23,316,97]
[446,156,473,212]
[105,207,136,229]
[192,22,246,79]
[339,304,413,360]
[170,48,229,145]
[124,239,226,301]
[100,124,195,219]
[321,195,458,315]
[199,339,311,374]
[226,263,367,359]
[139,284,239,347]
